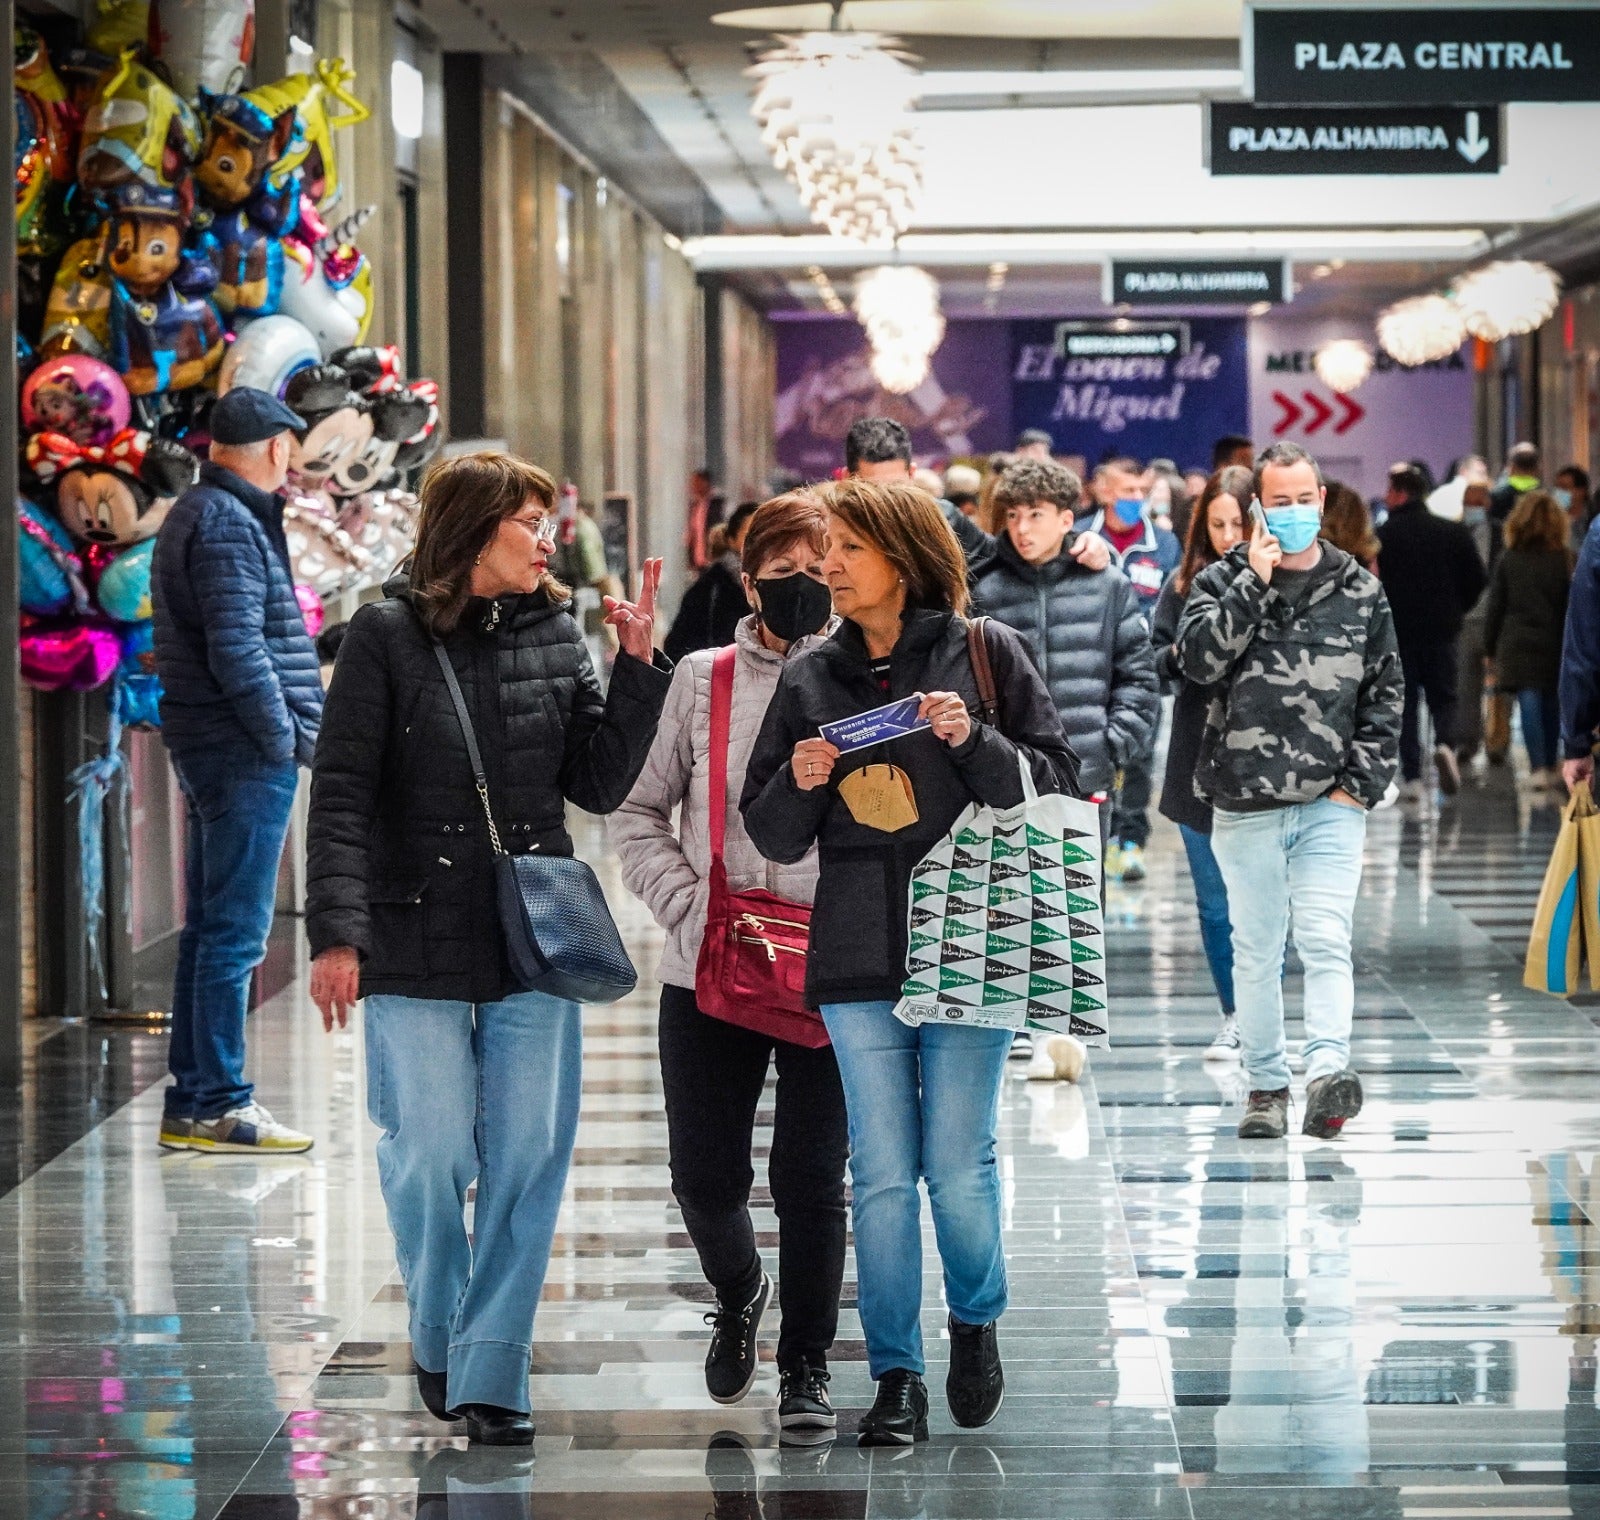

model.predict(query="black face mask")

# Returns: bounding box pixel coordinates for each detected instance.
[755,571,832,643]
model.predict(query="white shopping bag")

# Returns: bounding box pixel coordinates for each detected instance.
[893,755,1109,1045]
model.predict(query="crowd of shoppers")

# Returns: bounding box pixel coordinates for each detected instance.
[158,381,1600,1458]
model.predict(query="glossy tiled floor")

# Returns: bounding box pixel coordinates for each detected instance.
[9,761,1600,1518]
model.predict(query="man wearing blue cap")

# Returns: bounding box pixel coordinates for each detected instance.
[151,386,325,1154]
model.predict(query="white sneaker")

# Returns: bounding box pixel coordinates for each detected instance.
[189,1102,313,1155]
[1008,1030,1034,1062]
[1434,743,1460,796]
[1203,1017,1242,1063]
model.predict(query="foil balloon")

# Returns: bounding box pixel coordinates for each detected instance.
[268,57,370,210]
[285,361,373,494]
[219,313,320,397]
[40,230,116,359]
[96,537,155,622]
[295,581,325,638]
[15,27,77,259]
[147,0,255,97]
[18,499,89,616]
[117,671,163,727]
[21,355,132,446]
[85,0,150,55]
[277,207,374,355]
[20,615,122,692]
[78,47,202,193]
[27,428,197,547]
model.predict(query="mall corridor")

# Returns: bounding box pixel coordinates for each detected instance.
[8,771,1600,1519]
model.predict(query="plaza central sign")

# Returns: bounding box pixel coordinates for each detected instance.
[1247,5,1600,104]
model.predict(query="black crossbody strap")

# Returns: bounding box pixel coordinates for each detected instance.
[431,638,505,856]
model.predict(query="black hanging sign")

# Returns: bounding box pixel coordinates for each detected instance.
[1106,259,1290,307]
[1248,5,1600,105]
[1209,102,1503,174]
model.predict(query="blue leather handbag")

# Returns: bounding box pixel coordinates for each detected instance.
[432,640,638,1004]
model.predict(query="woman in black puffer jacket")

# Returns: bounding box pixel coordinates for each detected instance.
[306,452,669,1446]
[742,478,1078,1447]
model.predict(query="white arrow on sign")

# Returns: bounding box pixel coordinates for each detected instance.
[1160,333,1176,353]
[1456,110,1490,164]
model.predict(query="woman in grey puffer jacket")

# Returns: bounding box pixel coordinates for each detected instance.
[609,492,846,1436]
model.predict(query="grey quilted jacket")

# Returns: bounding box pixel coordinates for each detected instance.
[610,616,831,990]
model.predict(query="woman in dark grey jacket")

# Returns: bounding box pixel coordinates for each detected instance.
[306,452,669,1446]
[742,478,1078,1448]
[1484,489,1574,791]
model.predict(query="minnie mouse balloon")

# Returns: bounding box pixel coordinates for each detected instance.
[20,615,121,692]
[21,355,133,447]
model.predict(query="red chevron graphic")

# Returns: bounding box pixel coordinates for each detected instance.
[1302,391,1334,434]
[1334,393,1365,434]
[1271,391,1301,436]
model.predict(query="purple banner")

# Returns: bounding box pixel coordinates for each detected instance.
[773,317,1011,478]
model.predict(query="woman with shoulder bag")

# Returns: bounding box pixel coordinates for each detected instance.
[305,452,670,1447]
[741,478,1080,1447]
[611,491,847,1437]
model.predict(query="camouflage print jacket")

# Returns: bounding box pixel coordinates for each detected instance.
[1175,543,1403,811]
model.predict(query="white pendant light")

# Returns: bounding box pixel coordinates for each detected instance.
[854,265,944,394]
[1312,338,1374,395]
[1376,294,1467,366]
[750,31,923,246]
[1450,260,1561,342]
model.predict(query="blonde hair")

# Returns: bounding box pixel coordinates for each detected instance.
[1504,489,1570,554]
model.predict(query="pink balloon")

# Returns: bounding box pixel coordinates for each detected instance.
[21,356,132,447]
[295,582,326,638]
[20,617,122,692]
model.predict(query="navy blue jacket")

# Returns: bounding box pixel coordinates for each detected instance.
[152,461,323,764]
[1083,508,1181,614]
[1561,515,1600,760]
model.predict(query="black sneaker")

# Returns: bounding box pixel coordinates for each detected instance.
[858,1369,929,1447]
[778,1361,836,1435]
[1303,1069,1364,1139]
[1237,1087,1290,1139]
[946,1315,1005,1428]
[704,1272,771,1404]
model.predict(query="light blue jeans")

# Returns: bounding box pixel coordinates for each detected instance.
[364,991,583,1413]
[1209,799,1367,1092]
[820,1001,1012,1379]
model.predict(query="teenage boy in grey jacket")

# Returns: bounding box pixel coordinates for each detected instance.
[1177,443,1402,1143]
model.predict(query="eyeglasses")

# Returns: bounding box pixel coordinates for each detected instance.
[511,513,560,550]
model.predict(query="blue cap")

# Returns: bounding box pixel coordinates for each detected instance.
[211,386,306,445]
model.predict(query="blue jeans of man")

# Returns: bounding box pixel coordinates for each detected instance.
[1178,823,1235,1015]
[820,1001,1011,1380]
[164,746,299,1119]
[364,991,583,1414]
[1210,799,1367,1093]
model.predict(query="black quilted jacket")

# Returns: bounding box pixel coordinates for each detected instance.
[306,571,671,1002]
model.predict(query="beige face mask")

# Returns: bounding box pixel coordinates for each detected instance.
[837,763,920,833]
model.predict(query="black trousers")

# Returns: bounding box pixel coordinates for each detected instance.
[658,983,849,1371]
[1399,638,1460,781]
[1112,749,1155,848]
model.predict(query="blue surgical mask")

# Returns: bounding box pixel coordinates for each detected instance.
[1265,505,1322,555]
[1114,497,1146,525]
[1555,488,1573,511]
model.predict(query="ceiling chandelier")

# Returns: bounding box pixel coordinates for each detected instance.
[749,31,923,246]
[1312,338,1374,395]
[854,265,945,394]
[1376,294,1467,366]
[1450,259,1562,342]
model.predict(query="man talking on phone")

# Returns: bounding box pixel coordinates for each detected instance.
[1176,443,1403,1142]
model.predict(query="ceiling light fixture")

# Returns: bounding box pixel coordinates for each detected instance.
[749,30,923,245]
[915,67,1243,100]
[1449,259,1561,342]
[1375,294,1467,365]
[1312,339,1374,394]
[854,265,944,393]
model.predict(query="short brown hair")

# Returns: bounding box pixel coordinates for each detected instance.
[818,477,969,615]
[1505,489,1570,554]
[741,490,827,579]
[991,458,1082,519]
[1175,465,1253,596]
[1319,480,1379,564]
[409,451,561,634]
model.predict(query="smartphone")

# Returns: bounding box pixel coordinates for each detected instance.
[1248,498,1269,536]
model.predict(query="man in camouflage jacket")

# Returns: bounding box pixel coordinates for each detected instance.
[1177,442,1402,1143]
